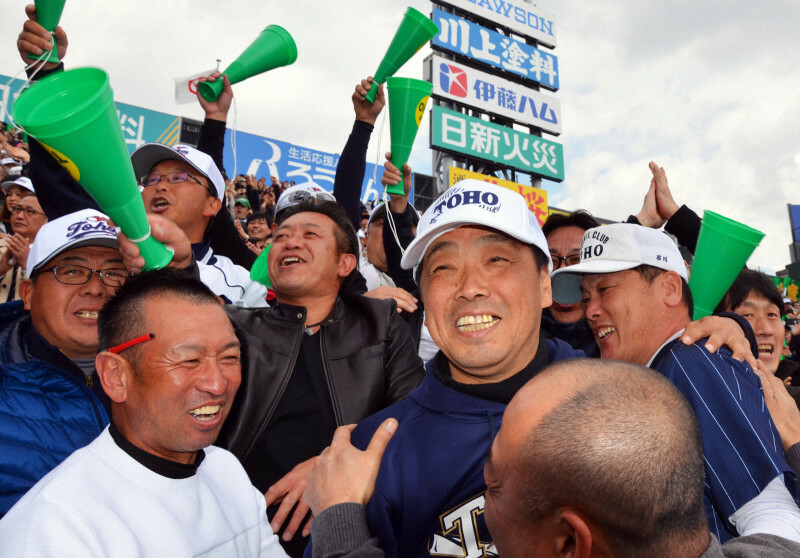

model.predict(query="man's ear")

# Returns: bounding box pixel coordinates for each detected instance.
[540,269,553,309]
[19,279,33,310]
[95,351,133,404]
[204,196,223,218]
[338,252,358,279]
[659,271,684,309]
[557,509,594,558]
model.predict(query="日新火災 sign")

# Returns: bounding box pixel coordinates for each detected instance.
[431,54,561,135]
[431,105,564,181]
[432,8,558,90]
[435,0,557,48]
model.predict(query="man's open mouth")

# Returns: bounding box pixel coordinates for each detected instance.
[189,405,221,422]
[456,314,500,332]
[597,327,615,339]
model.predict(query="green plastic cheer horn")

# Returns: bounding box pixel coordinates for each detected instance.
[12,67,174,270]
[198,25,298,102]
[386,77,432,195]
[689,210,765,319]
[364,7,439,104]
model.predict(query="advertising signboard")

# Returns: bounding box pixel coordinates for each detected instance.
[435,0,557,48]
[432,8,558,90]
[432,105,564,181]
[431,54,561,134]
[448,166,547,225]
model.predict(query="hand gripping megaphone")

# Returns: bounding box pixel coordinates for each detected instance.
[198,25,298,102]
[27,0,67,64]
[12,67,174,270]
[364,7,439,104]
[386,77,432,195]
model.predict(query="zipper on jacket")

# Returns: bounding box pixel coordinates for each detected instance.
[319,331,341,427]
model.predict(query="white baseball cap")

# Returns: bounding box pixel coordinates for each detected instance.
[275,182,336,216]
[1,157,16,166]
[550,223,689,304]
[130,143,225,199]
[1,175,34,193]
[27,209,119,274]
[401,179,552,272]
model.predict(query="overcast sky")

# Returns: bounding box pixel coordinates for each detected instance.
[2,1,799,273]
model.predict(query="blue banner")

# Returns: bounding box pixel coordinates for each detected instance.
[432,8,559,91]
[2,73,391,204]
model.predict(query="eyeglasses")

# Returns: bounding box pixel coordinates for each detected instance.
[139,171,216,197]
[551,254,581,269]
[11,205,45,217]
[38,264,128,287]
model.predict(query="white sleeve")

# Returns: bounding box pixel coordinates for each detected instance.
[730,474,800,542]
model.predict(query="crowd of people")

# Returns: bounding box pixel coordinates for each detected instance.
[4,4,800,558]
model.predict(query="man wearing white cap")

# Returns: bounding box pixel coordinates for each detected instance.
[131,142,269,307]
[337,180,583,557]
[0,177,43,302]
[0,209,123,516]
[550,223,800,544]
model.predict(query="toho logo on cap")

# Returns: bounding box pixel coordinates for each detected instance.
[579,230,611,260]
[429,187,501,224]
[66,215,116,241]
[176,145,190,156]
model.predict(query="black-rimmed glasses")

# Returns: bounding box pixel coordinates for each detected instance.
[551,254,581,269]
[139,171,216,198]
[11,205,46,217]
[38,264,128,287]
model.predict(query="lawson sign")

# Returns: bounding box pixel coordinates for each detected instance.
[432,8,559,91]
[435,0,556,48]
[431,54,561,135]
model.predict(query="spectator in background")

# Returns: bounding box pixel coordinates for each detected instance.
[0,209,121,516]
[716,269,800,407]
[0,193,47,302]
[0,175,35,234]
[246,211,271,254]
[233,196,252,226]
[540,209,601,357]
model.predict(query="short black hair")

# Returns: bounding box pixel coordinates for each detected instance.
[715,269,783,315]
[246,211,269,227]
[98,268,220,370]
[518,359,707,556]
[275,200,360,287]
[634,264,693,317]
[542,210,600,238]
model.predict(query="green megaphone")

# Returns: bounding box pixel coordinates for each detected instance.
[198,25,298,102]
[250,244,272,288]
[12,67,174,270]
[386,77,432,195]
[28,0,67,64]
[689,210,765,319]
[364,7,439,104]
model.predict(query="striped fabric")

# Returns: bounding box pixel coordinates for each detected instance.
[652,339,799,544]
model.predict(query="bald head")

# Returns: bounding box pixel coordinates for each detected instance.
[485,359,708,557]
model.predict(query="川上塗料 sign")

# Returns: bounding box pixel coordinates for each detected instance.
[431,105,564,182]
[432,9,558,90]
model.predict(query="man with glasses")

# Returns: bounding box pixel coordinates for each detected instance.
[0,209,123,516]
[131,143,269,307]
[0,193,48,303]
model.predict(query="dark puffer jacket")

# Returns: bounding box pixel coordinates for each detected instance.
[0,301,108,517]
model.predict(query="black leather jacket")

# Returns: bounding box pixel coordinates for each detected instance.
[218,294,425,461]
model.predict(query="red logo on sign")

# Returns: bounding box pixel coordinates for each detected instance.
[439,63,468,98]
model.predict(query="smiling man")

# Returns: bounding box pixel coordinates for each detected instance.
[338,180,582,558]
[551,223,800,544]
[0,269,288,557]
[0,209,121,516]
